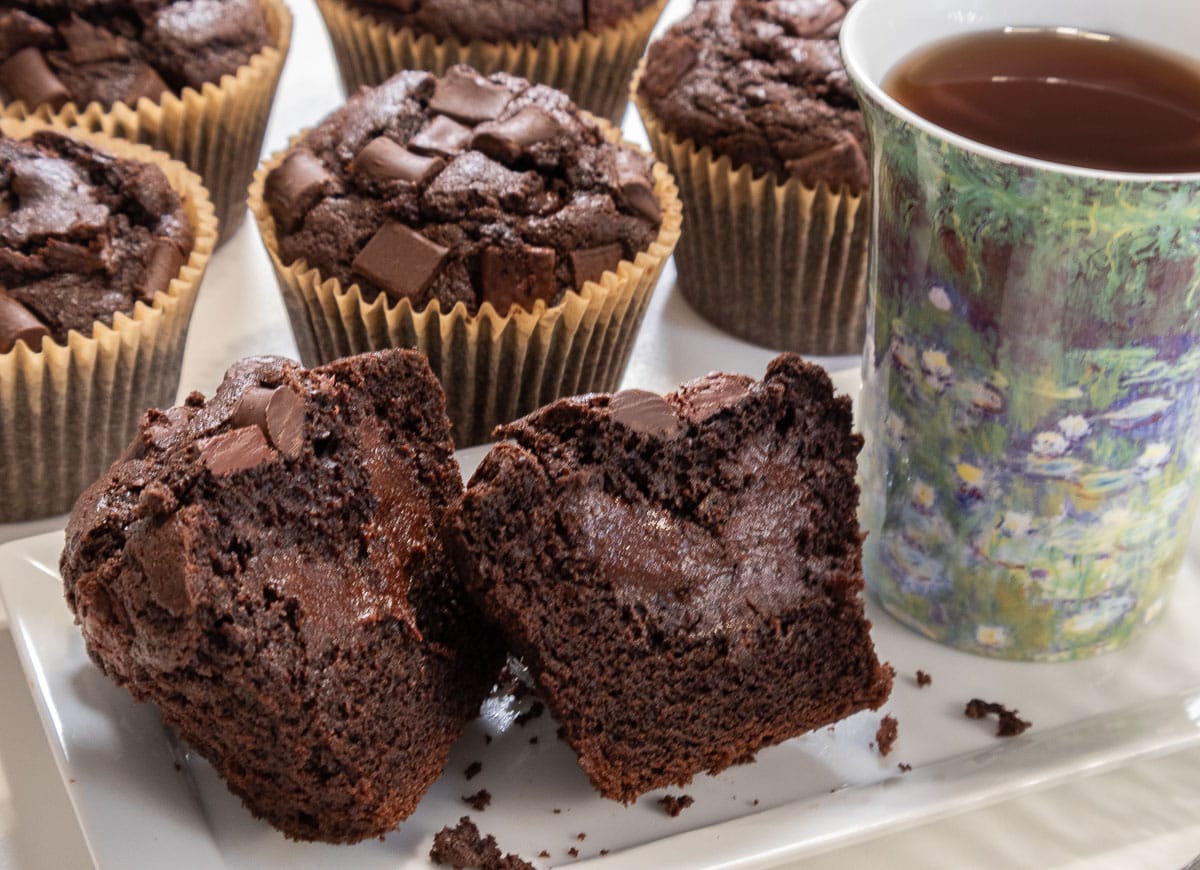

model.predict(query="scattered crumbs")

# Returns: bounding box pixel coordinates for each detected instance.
[568,847,579,858]
[462,789,492,811]
[751,799,760,807]
[556,725,567,740]
[538,850,551,859]
[553,808,562,815]
[658,794,695,817]
[916,669,932,688]
[964,698,1032,737]
[173,763,182,772]
[529,736,539,745]
[485,734,493,745]
[576,833,587,841]
[600,849,610,856]
[515,700,545,726]
[465,760,483,780]
[898,762,912,773]
[69,777,78,783]
[875,714,898,757]
[429,816,534,870]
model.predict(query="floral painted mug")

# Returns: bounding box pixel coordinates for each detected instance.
[841,0,1200,659]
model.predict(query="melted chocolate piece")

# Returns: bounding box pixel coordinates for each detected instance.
[140,239,183,302]
[608,389,683,437]
[231,385,306,460]
[352,221,449,302]
[264,150,332,233]
[470,106,564,164]
[784,134,867,191]
[123,63,170,105]
[615,149,661,222]
[0,10,54,60]
[0,288,49,352]
[0,47,69,109]
[60,15,130,63]
[197,425,278,477]
[428,67,512,124]
[353,138,444,185]
[409,115,474,158]
[569,243,622,289]
[678,372,754,423]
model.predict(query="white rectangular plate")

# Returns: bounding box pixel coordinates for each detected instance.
[3,392,1200,869]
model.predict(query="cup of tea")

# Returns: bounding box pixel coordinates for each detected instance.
[841,0,1200,660]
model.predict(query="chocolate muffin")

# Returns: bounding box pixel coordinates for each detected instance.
[0,0,270,111]
[252,66,680,446]
[638,0,865,191]
[264,65,661,318]
[0,129,193,351]
[60,349,505,843]
[632,0,871,355]
[447,353,894,802]
[316,0,665,126]
[344,0,660,43]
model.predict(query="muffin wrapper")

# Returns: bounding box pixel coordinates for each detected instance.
[315,0,666,125]
[632,61,870,356]
[2,0,292,245]
[248,124,681,447]
[0,118,218,522]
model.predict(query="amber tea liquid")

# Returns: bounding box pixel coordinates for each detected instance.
[883,28,1200,173]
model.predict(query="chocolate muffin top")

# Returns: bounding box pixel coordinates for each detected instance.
[638,0,867,191]
[0,0,270,111]
[264,66,662,317]
[0,129,193,353]
[345,0,658,44]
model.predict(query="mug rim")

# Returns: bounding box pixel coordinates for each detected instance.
[840,0,1200,184]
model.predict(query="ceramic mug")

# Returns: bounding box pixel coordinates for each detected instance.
[841,0,1200,660]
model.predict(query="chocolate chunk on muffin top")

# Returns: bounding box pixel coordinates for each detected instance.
[0,0,270,110]
[638,0,867,191]
[342,0,659,44]
[263,66,662,317]
[0,129,192,352]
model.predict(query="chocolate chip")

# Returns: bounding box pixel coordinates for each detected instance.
[232,385,306,460]
[471,106,563,164]
[352,138,444,185]
[140,239,183,303]
[123,63,169,105]
[60,16,130,63]
[409,115,474,158]
[785,134,868,191]
[0,46,70,110]
[479,245,556,315]
[428,67,511,125]
[681,373,754,423]
[609,389,683,437]
[264,150,332,233]
[0,288,49,353]
[614,150,661,222]
[352,221,449,303]
[569,243,623,289]
[0,10,55,60]
[197,426,278,477]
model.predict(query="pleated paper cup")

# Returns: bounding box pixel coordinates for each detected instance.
[315,0,665,126]
[249,126,681,447]
[0,118,218,522]
[1,0,292,245]
[632,60,870,356]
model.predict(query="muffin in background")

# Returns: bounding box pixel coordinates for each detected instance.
[0,118,216,522]
[0,0,292,244]
[634,0,870,355]
[250,65,680,447]
[315,0,666,125]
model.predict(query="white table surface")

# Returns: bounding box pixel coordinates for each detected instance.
[1,1,1199,867]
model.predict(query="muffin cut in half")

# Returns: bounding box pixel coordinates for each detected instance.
[447,353,893,801]
[60,349,504,843]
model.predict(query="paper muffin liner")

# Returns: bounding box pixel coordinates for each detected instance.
[0,118,217,522]
[315,0,665,126]
[632,61,870,356]
[249,124,681,447]
[1,0,292,245]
